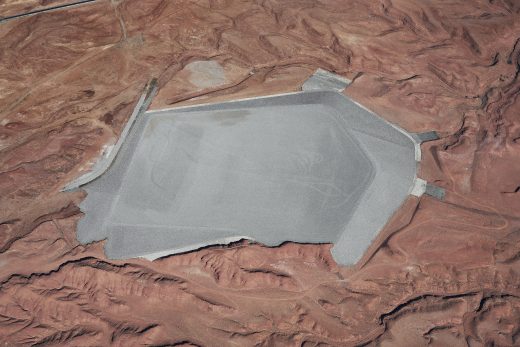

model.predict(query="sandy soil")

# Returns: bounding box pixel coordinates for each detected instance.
[0,0,519,346]
[0,0,80,19]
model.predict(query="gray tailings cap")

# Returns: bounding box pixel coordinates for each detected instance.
[67,70,430,265]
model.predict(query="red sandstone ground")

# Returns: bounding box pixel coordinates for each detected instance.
[0,0,519,346]
[0,0,79,19]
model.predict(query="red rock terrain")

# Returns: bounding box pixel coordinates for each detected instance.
[0,0,519,345]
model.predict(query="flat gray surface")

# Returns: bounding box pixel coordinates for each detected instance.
[77,91,418,264]
[412,130,439,143]
[302,68,351,92]
[425,184,446,200]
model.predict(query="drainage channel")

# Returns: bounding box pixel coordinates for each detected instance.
[0,0,96,23]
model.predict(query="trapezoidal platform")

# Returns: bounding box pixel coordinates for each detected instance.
[71,90,421,265]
